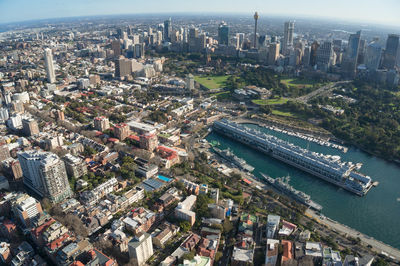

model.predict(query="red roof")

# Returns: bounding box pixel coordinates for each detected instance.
[31,218,55,238]
[108,138,119,142]
[127,135,140,141]
[281,240,293,262]
[1,220,16,232]
[47,233,70,251]
[242,178,252,185]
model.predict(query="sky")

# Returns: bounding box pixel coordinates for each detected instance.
[1,0,399,26]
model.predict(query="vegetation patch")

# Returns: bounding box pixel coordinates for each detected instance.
[252,98,289,105]
[194,75,231,90]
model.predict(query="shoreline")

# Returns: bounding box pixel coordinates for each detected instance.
[306,209,400,262]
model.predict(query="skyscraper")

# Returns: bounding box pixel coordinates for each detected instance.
[342,31,361,78]
[283,21,295,54]
[218,22,229,45]
[44,48,55,83]
[365,40,382,70]
[316,41,335,71]
[268,43,280,65]
[164,18,172,42]
[111,40,121,57]
[253,12,259,49]
[18,150,72,203]
[236,33,245,50]
[382,34,400,69]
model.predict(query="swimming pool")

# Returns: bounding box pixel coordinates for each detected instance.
[158,175,172,182]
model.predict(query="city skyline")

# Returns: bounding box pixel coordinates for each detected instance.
[1,0,400,27]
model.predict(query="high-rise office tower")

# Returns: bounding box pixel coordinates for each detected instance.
[44,48,56,83]
[253,12,259,49]
[236,33,245,50]
[164,18,172,42]
[218,22,229,45]
[365,40,382,70]
[342,30,361,78]
[303,46,311,66]
[316,41,335,71]
[268,43,280,65]
[111,40,121,57]
[18,150,72,203]
[310,41,320,67]
[382,34,400,69]
[357,39,366,64]
[283,21,295,54]
[127,25,133,36]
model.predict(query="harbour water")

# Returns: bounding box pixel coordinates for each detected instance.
[207,123,400,249]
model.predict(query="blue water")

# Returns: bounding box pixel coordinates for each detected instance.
[207,123,400,249]
[158,175,172,182]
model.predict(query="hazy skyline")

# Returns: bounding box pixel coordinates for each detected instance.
[1,0,400,27]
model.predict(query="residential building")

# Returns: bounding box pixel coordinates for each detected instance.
[232,247,254,266]
[0,144,10,161]
[175,195,196,225]
[11,193,43,227]
[139,133,158,151]
[22,118,40,136]
[114,123,130,140]
[115,56,132,78]
[94,116,110,132]
[128,233,154,266]
[186,74,195,90]
[152,222,179,248]
[62,154,88,178]
[265,239,279,266]
[266,215,280,239]
[18,150,72,203]
[1,158,23,180]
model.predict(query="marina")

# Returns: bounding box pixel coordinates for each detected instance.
[252,122,348,153]
[213,119,373,196]
[206,122,400,250]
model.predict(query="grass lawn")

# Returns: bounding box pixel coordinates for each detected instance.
[271,109,295,117]
[212,91,232,100]
[194,75,230,90]
[280,78,318,89]
[252,98,289,105]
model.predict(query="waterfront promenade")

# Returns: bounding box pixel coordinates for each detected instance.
[306,209,400,261]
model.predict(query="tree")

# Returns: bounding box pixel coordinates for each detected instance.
[179,220,192,233]
[372,258,389,266]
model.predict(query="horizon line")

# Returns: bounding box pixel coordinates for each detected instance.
[1,11,400,31]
